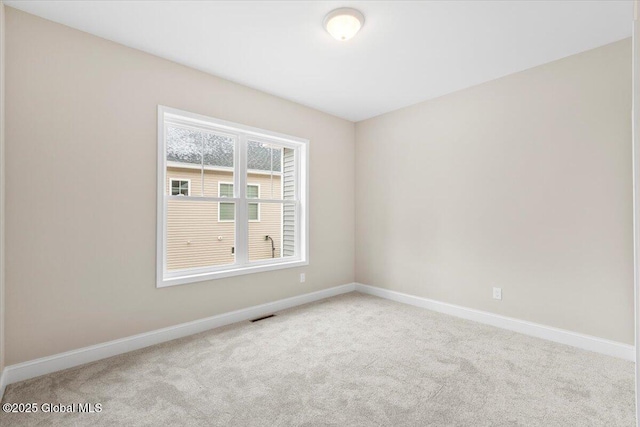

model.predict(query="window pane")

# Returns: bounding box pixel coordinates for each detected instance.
[247,141,294,200]
[219,202,235,221]
[247,185,259,199]
[248,202,259,221]
[169,180,189,196]
[166,126,202,197]
[219,183,234,198]
[166,199,235,270]
[249,202,296,261]
[203,131,235,197]
[167,125,236,198]
[167,126,202,166]
[247,140,281,173]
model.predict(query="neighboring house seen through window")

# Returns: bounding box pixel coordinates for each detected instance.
[157,106,308,287]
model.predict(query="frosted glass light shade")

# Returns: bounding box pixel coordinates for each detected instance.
[323,8,364,41]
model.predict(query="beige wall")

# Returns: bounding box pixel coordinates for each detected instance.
[4,8,355,365]
[165,167,284,269]
[356,39,633,344]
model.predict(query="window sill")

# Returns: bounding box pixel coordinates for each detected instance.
[157,259,308,288]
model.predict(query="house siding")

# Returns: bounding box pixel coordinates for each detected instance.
[282,148,296,257]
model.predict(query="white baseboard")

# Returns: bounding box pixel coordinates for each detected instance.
[1,283,356,391]
[0,367,7,402]
[355,283,634,361]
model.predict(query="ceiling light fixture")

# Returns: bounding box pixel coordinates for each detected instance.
[323,8,365,41]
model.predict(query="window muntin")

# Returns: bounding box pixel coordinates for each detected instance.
[158,106,308,287]
[170,179,190,196]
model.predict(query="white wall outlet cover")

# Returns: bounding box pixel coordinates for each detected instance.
[300,273,306,283]
[493,287,502,300]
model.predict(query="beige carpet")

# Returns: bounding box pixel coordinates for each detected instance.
[0,292,635,426]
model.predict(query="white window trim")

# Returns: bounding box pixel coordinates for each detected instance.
[169,178,191,196]
[217,182,261,222]
[157,105,309,288]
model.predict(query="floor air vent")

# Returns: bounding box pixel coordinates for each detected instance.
[250,314,276,322]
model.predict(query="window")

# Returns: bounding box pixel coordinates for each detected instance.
[170,179,190,196]
[157,106,308,287]
[219,183,260,222]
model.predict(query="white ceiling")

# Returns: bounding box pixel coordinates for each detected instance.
[5,1,633,122]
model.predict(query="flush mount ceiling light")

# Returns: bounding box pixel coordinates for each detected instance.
[323,8,365,41]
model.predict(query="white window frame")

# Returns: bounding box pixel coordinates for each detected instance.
[169,178,191,196]
[217,182,261,222]
[157,106,309,287]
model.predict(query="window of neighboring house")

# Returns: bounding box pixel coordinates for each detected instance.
[170,179,190,196]
[157,106,308,287]
[219,183,260,222]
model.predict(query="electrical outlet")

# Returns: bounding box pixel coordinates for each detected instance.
[300,273,306,283]
[492,287,502,300]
